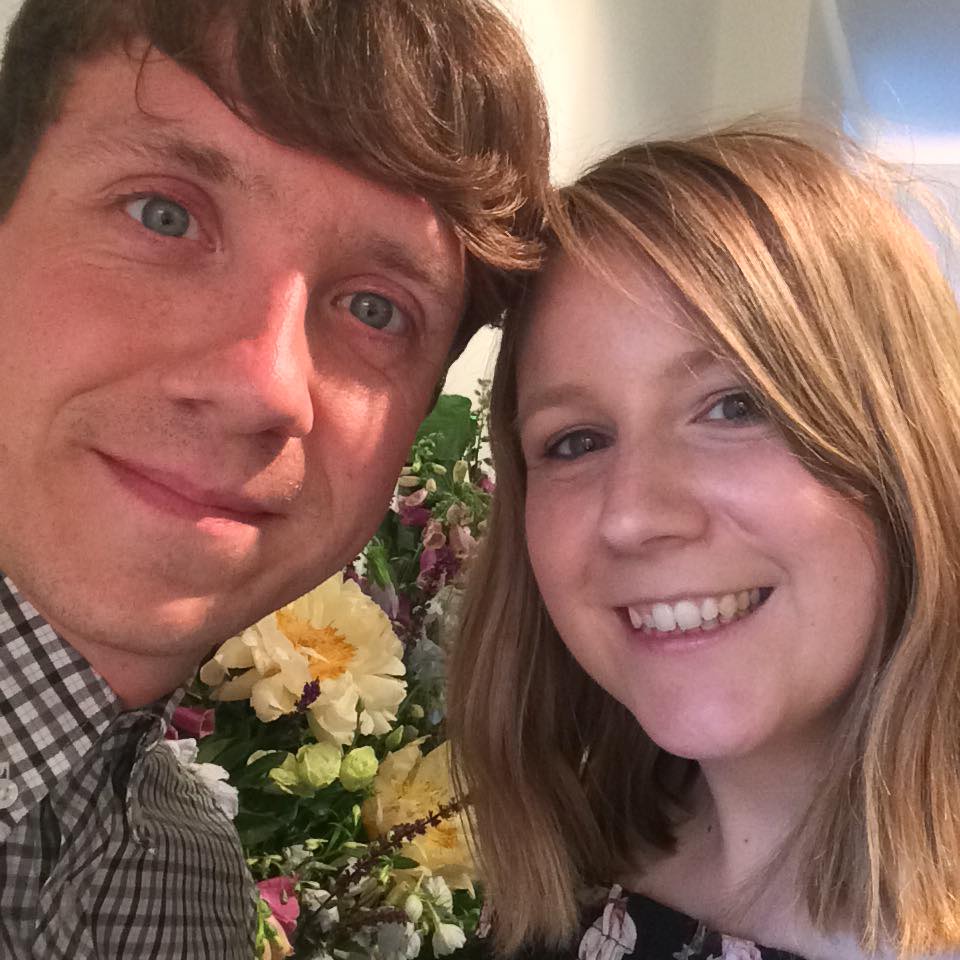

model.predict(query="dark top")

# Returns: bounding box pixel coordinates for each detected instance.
[576,886,807,960]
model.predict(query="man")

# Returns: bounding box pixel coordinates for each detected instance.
[0,0,548,955]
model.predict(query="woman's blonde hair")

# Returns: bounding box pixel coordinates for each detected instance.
[447,127,960,956]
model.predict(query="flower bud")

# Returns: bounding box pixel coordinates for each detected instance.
[407,703,425,721]
[397,475,422,489]
[424,478,438,493]
[339,746,379,792]
[296,742,342,790]
[452,460,469,485]
[268,753,302,794]
[403,894,424,922]
[384,726,405,751]
[430,463,448,475]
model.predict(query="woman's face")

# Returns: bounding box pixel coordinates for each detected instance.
[517,255,885,762]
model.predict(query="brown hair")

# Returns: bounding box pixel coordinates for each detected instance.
[448,127,960,955]
[0,0,550,355]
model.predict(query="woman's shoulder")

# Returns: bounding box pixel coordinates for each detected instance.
[575,884,807,960]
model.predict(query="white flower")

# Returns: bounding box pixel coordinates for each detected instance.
[200,573,406,745]
[377,921,421,960]
[431,922,466,957]
[579,885,637,960]
[421,876,454,913]
[299,887,339,933]
[161,738,239,820]
[719,936,762,960]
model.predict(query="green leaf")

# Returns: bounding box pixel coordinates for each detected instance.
[416,395,477,462]
[390,856,421,870]
[208,738,265,775]
[366,541,393,588]
[229,750,286,788]
[235,801,299,848]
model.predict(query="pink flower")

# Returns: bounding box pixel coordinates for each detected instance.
[170,706,215,739]
[719,936,762,960]
[399,487,429,508]
[478,475,495,494]
[257,876,300,938]
[448,523,478,562]
[422,518,446,550]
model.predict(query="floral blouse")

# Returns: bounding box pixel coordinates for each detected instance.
[578,885,806,960]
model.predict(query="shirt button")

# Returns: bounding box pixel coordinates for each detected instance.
[0,779,19,810]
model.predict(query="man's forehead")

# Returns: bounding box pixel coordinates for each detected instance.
[49,52,465,311]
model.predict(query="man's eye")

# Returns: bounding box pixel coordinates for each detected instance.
[341,291,408,333]
[124,196,197,239]
[547,430,608,461]
[703,391,764,424]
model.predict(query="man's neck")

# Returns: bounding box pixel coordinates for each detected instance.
[11,584,197,708]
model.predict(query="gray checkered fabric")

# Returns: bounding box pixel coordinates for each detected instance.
[0,575,258,958]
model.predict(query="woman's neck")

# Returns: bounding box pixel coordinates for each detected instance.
[627,720,878,959]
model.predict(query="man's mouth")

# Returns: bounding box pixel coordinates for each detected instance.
[97,452,279,524]
[626,587,774,636]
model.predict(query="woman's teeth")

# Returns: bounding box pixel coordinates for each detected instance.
[627,588,770,634]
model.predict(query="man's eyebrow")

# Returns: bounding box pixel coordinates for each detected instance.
[360,236,465,314]
[68,124,264,194]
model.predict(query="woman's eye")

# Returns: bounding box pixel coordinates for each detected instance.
[340,291,409,333]
[703,391,764,425]
[547,430,608,461]
[124,196,198,239]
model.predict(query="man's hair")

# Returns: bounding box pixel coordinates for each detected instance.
[448,127,960,954]
[0,0,550,356]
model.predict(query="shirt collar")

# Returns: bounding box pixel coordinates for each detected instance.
[0,574,180,839]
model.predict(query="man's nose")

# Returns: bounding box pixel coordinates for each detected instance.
[597,443,710,554]
[159,271,315,438]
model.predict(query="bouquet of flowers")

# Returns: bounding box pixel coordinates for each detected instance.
[169,388,493,960]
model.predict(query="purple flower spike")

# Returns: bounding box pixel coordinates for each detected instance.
[296,680,321,712]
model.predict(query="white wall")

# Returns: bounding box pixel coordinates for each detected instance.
[0,0,15,33]
[444,0,824,399]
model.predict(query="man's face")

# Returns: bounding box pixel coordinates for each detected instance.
[0,47,465,692]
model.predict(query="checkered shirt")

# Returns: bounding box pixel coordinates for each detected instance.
[0,575,258,958]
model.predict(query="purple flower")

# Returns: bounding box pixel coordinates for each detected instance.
[417,546,460,591]
[295,680,321,712]
[399,505,432,527]
[370,580,400,619]
[394,593,413,629]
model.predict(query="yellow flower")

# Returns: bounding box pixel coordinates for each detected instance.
[361,741,476,893]
[200,573,406,745]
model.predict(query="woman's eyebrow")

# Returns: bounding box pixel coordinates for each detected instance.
[666,346,723,382]
[516,383,596,425]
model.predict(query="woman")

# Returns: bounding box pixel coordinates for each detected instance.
[447,129,960,960]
